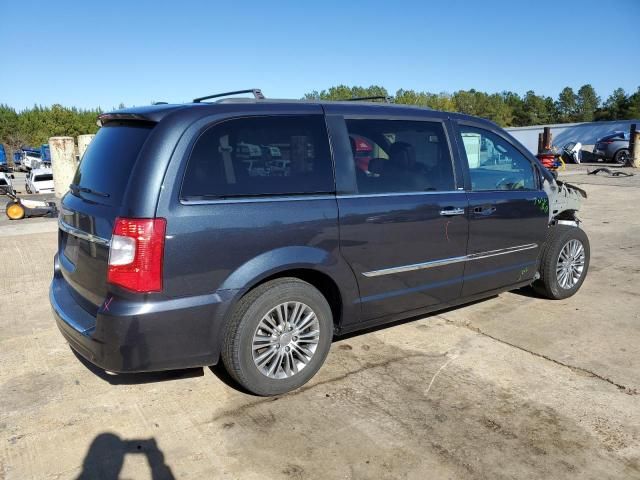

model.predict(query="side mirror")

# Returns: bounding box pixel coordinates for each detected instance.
[10,174,15,179]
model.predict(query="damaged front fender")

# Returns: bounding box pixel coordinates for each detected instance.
[543,179,587,224]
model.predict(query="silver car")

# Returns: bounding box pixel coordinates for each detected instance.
[593,131,630,164]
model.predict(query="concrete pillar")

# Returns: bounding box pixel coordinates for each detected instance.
[49,137,77,198]
[77,134,95,160]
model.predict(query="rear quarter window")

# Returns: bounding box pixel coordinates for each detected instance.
[181,115,334,199]
[72,123,154,205]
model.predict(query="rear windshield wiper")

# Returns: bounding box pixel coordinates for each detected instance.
[69,183,110,198]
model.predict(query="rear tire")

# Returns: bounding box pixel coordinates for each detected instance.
[614,149,630,165]
[533,225,590,300]
[5,202,25,220]
[222,278,333,396]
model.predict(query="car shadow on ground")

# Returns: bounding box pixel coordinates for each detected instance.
[76,432,175,480]
[510,286,541,299]
[208,362,249,392]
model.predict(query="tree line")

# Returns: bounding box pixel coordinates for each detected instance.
[1,86,638,154]
[304,85,640,127]
[0,104,103,155]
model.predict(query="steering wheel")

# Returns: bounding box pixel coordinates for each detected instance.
[495,176,524,190]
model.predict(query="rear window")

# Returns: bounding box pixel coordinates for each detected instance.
[72,123,153,205]
[182,115,333,199]
[35,174,53,181]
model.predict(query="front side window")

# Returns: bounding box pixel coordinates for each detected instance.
[345,119,455,194]
[182,116,333,199]
[459,126,536,191]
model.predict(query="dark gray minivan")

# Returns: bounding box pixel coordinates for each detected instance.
[51,90,590,395]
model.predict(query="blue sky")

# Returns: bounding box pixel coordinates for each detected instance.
[1,0,639,111]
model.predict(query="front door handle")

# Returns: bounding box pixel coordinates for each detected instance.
[473,205,497,216]
[440,207,465,216]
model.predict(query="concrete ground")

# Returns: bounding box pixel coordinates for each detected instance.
[1,164,639,479]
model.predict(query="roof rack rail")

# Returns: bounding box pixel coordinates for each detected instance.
[193,89,265,103]
[346,96,392,103]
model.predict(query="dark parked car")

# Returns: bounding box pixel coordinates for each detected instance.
[593,131,630,164]
[50,90,590,395]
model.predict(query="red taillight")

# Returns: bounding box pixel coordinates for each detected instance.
[107,217,166,293]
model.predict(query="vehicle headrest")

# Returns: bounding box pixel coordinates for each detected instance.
[389,141,416,169]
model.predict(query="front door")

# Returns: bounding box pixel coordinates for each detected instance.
[331,115,468,321]
[454,122,549,296]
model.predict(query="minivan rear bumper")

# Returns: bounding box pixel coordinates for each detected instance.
[50,254,237,373]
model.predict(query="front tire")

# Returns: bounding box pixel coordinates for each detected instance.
[534,225,590,300]
[222,278,333,396]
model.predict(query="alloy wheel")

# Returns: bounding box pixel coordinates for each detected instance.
[251,301,320,379]
[616,151,629,165]
[556,239,585,289]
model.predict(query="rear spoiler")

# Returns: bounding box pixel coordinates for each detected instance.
[97,113,157,127]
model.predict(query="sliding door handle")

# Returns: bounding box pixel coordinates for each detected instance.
[473,205,497,216]
[440,207,465,216]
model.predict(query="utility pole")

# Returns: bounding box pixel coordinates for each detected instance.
[630,124,639,168]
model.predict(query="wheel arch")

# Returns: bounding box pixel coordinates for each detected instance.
[552,209,579,222]
[217,245,360,334]
[251,269,343,329]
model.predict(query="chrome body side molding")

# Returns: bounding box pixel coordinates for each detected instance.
[362,243,538,278]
